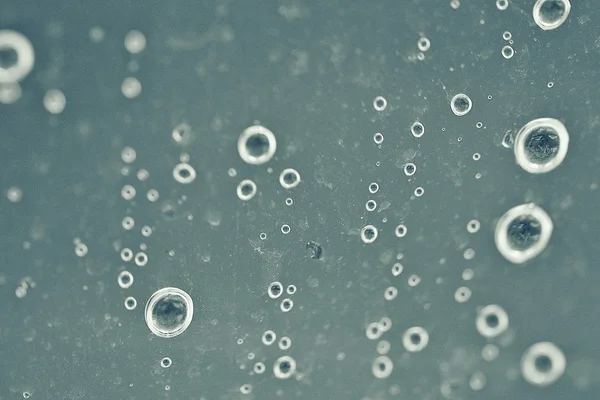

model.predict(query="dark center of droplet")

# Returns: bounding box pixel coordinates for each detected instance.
[410,333,421,345]
[365,229,375,239]
[524,127,560,163]
[507,215,542,251]
[152,294,188,332]
[284,172,297,184]
[0,47,18,69]
[246,134,270,157]
[270,284,281,295]
[486,314,499,328]
[453,97,470,112]
[540,0,566,24]
[241,184,253,196]
[178,168,191,178]
[279,361,291,373]
[534,354,553,372]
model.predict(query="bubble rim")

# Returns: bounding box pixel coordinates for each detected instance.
[521,341,566,386]
[0,30,35,83]
[237,125,277,165]
[494,203,553,264]
[533,0,571,31]
[144,287,194,339]
[514,117,569,174]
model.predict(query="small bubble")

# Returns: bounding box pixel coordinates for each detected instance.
[408,274,420,287]
[472,152,481,161]
[360,225,378,243]
[137,169,149,181]
[368,182,379,194]
[450,0,460,9]
[414,187,424,197]
[237,179,257,201]
[278,336,291,350]
[141,226,152,237]
[533,0,571,31]
[134,252,148,267]
[503,31,512,40]
[365,199,377,211]
[373,132,384,144]
[373,96,387,111]
[227,168,237,177]
[262,329,276,345]
[463,248,475,260]
[172,123,191,144]
[124,30,146,53]
[121,77,142,99]
[285,197,293,206]
[280,298,293,312]
[502,45,515,59]
[124,296,137,310]
[118,271,134,289]
[253,362,266,374]
[238,125,277,165]
[417,37,431,52]
[75,243,88,257]
[43,89,66,114]
[514,118,568,174]
[410,121,425,138]
[372,355,393,379]
[281,224,291,235]
[402,326,429,352]
[240,384,253,394]
[273,356,296,379]
[286,284,297,295]
[268,281,283,299]
[496,0,509,10]
[279,168,301,189]
[391,263,403,276]
[7,186,23,202]
[482,344,500,361]
[173,163,196,184]
[377,340,391,355]
[366,322,383,340]
[462,268,474,280]
[394,224,407,238]
[145,287,194,338]
[403,163,416,176]
[121,184,136,200]
[160,357,172,368]
[22,391,31,399]
[0,82,22,104]
[476,304,509,338]
[384,286,398,301]
[450,93,472,116]
[521,342,566,386]
[121,147,136,163]
[120,248,133,262]
[454,286,472,303]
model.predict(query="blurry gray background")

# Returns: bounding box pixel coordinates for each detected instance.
[1,0,599,399]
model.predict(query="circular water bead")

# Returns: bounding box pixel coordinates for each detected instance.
[408,274,421,287]
[253,362,266,374]
[463,248,475,260]
[417,37,431,52]
[7,186,23,202]
[273,355,296,379]
[377,340,391,355]
[503,31,512,40]
[121,184,136,200]
[414,187,424,197]
[281,224,291,234]
[74,242,88,257]
[141,226,152,237]
[279,168,301,189]
[411,121,425,138]
[394,224,407,238]
[365,200,377,211]
[279,336,291,350]
[372,355,393,379]
[476,304,509,338]
[122,216,135,230]
[172,163,196,184]
[286,284,296,295]
[360,225,378,243]
[120,248,133,262]
[0,81,22,104]
[502,45,515,59]
[368,182,379,194]
[172,123,191,144]
[235,179,257,201]
[280,298,293,312]
[384,286,398,301]
[262,329,276,345]
[0,30,35,83]
[160,357,172,368]
[147,189,159,202]
[268,281,283,299]
[467,219,481,233]
[121,146,136,163]
[403,162,416,176]
[521,342,566,386]
[391,262,404,276]
[238,125,277,165]
[134,252,148,267]
[124,296,137,310]
[533,0,571,31]
[43,89,66,114]
[462,268,475,280]
[496,0,509,10]
[240,384,253,394]
[124,30,146,53]
[379,317,392,332]
[472,152,481,161]
[118,271,134,288]
[495,203,553,264]
[482,344,500,361]
[366,322,383,340]
[373,132,384,144]
[402,326,429,352]
[145,287,194,338]
[454,286,472,303]
[373,96,387,111]
[450,93,472,116]
[450,0,460,9]
[121,77,141,99]
[514,118,569,174]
